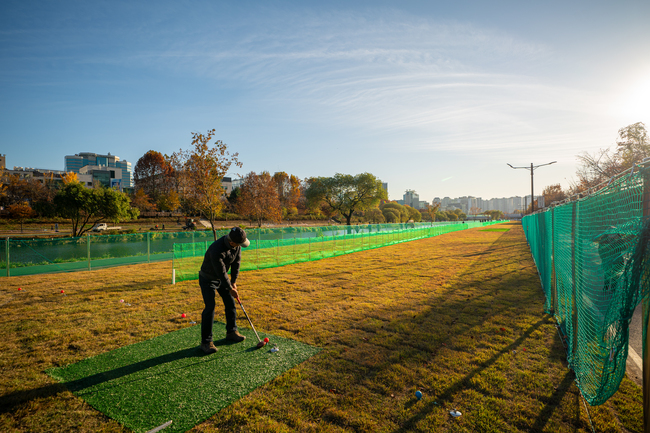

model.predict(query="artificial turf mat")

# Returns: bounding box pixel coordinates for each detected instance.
[47,324,320,433]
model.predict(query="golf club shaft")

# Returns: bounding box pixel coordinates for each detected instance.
[237,299,262,342]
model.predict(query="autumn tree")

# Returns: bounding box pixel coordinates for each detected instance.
[130,188,156,213]
[306,173,387,225]
[62,172,79,184]
[157,189,181,212]
[571,122,649,194]
[236,171,282,227]
[0,173,32,206]
[542,183,567,206]
[173,129,242,240]
[134,150,170,203]
[54,181,138,237]
[425,201,441,221]
[7,202,35,233]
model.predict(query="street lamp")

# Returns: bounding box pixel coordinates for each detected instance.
[507,161,557,214]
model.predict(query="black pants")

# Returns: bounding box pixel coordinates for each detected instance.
[199,274,237,344]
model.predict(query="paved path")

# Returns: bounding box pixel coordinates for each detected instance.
[627,303,643,386]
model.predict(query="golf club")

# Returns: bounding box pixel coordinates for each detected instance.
[236,298,267,349]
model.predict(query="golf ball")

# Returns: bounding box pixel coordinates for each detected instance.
[263,337,269,343]
[415,391,422,400]
[60,290,65,293]
[181,313,186,318]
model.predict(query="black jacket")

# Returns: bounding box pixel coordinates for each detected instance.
[199,236,241,290]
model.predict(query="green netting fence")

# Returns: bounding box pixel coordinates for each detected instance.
[0,231,217,277]
[172,220,505,283]
[522,163,650,406]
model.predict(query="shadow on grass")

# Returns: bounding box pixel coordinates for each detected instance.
[0,345,203,415]
[392,316,550,433]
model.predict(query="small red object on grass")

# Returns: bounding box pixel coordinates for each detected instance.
[263,337,269,343]
[500,327,506,332]
[61,290,65,294]
[181,313,186,318]
[18,288,22,291]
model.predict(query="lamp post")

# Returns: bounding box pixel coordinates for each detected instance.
[507,161,557,214]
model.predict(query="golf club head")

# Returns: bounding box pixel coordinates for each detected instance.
[256,341,267,349]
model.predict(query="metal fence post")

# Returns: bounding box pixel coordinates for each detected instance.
[551,207,557,315]
[571,201,578,368]
[87,234,91,271]
[5,237,10,277]
[642,166,650,433]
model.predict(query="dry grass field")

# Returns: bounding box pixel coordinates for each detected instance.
[0,222,642,432]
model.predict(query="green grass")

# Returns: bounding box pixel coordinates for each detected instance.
[0,222,641,432]
[47,325,319,433]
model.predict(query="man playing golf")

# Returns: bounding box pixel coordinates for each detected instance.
[199,226,251,354]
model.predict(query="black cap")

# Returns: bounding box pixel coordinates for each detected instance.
[227,227,250,247]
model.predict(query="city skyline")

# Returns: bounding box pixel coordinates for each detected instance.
[1,1,649,201]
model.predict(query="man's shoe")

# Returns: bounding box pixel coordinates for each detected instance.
[200,342,218,354]
[226,330,246,343]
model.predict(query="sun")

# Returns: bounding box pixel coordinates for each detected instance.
[619,76,650,123]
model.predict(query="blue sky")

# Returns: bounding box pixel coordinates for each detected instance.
[1,0,649,202]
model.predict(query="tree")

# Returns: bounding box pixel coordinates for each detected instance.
[305,173,386,226]
[435,211,448,221]
[156,190,181,212]
[381,202,408,223]
[130,188,156,212]
[571,122,649,194]
[7,202,35,233]
[54,181,137,237]
[616,121,649,168]
[365,208,385,223]
[173,129,242,240]
[236,171,282,227]
[1,173,31,206]
[484,210,504,220]
[134,150,169,202]
[469,206,482,216]
[542,183,566,206]
[404,205,422,222]
[425,201,441,221]
[62,172,79,184]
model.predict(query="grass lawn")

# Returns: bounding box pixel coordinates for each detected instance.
[0,222,642,432]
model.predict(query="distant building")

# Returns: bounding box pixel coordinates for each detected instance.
[5,166,67,189]
[64,152,133,189]
[403,190,420,209]
[0,154,5,170]
[222,177,233,195]
[382,182,388,199]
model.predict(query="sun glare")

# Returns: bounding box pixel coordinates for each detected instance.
[619,76,650,122]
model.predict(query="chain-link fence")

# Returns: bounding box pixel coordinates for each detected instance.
[522,163,649,405]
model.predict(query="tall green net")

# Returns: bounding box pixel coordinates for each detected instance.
[522,163,650,405]
[1,231,205,277]
[172,220,505,283]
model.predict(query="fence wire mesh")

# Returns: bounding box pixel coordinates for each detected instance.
[522,163,650,406]
[1,231,214,276]
[172,220,505,283]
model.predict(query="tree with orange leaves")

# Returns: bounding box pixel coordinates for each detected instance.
[173,129,242,240]
[236,171,282,227]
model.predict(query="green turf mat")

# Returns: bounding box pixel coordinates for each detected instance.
[48,324,320,433]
